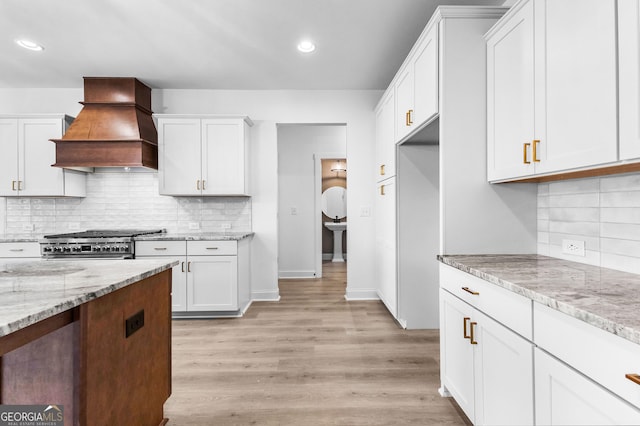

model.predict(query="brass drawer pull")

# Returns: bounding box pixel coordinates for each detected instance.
[9,248,24,252]
[533,139,540,162]
[206,247,219,250]
[462,287,479,296]
[523,143,531,164]
[380,185,385,196]
[153,247,167,251]
[380,164,385,176]
[463,317,471,339]
[626,374,640,385]
[470,321,478,345]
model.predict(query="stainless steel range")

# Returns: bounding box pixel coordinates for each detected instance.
[40,229,165,259]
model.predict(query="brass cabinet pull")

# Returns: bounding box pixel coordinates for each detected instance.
[202,180,206,190]
[463,317,471,339]
[523,143,531,164]
[533,139,540,162]
[181,262,185,273]
[625,374,640,385]
[206,247,219,250]
[380,185,385,196]
[187,261,191,273]
[11,181,16,191]
[380,164,385,176]
[18,181,22,190]
[153,247,167,251]
[196,180,201,190]
[462,287,479,296]
[405,111,410,126]
[407,109,413,125]
[470,321,478,345]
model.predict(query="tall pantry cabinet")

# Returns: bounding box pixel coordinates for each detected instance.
[374,6,537,329]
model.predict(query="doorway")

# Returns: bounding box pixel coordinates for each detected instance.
[276,124,347,281]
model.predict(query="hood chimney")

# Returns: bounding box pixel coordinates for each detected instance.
[51,77,158,169]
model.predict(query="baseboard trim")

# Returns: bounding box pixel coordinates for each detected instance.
[251,290,280,301]
[344,288,379,301]
[279,271,317,279]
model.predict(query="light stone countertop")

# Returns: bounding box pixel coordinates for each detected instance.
[0,235,42,243]
[133,232,254,241]
[0,258,178,337]
[439,254,640,345]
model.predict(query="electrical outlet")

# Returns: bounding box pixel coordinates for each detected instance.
[188,222,200,230]
[221,223,232,230]
[360,206,371,217]
[562,239,585,257]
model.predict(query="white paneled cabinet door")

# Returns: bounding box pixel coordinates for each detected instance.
[619,0,640,160]
[395,66,414,142]
[19,118,65,196]
[534,0,617,173]
[535,348,640,425]
[376,90,395,181]
[487,0,535,181]
[187,256,238,311]
[440,290,475,421]
[0,119,19,196]
[375,178,397,317]
[158,118,202,195]
[412,24,438,127]
[202,119,246,195]
[473,309,534,426]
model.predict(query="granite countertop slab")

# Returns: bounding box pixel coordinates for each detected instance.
[0,258,178,337]
[438,254,640,345]
[134,232,254,241]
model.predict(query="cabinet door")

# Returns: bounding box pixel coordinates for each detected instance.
[412,24,438,127]
[439,289,475,422]
[375,90,396,181]
[619,0,640,160]
[535,348,640,425]
[201,119,246,195]
[375,178,397,318]
[395,66,414,142]
[137,255,188,312]
[474,309,534,426]
[0,119,19,196]
[534,0,617,173]
[187,255,238,311]
[19,118,65,196]
[157,118,202,196]
[486,0,535,181]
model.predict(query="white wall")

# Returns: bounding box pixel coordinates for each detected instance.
[0,88,381,301]
[277,124,346,278]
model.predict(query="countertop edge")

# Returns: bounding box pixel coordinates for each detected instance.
[438,255,640,346]
[0,260,178,338]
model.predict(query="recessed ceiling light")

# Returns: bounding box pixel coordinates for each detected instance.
[297,40,316,53]
[15,39,44,51]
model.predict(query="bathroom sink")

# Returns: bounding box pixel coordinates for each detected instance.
[324,222,347,231]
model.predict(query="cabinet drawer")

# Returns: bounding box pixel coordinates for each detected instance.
[187,240,237,256]
[440,264,532,340]
[534,302,640,409]
[0,242,40,258]
[135,240,186,256]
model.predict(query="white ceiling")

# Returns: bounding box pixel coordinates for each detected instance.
[0,0,506,90]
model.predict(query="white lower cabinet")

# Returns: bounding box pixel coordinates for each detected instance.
[375,177,397,317]
[535,348,640,426]
[136,238,251,317]
[0,242,41,260]
[440,288,534,425]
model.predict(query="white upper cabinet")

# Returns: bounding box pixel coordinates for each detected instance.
[487,0,618,182]
[157,115,252,196]
[375,90,395,181]
[619,0,640,160]
[394,23,439,143]
[0,115,85,197]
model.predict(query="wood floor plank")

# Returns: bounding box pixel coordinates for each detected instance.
[165,262,470,425]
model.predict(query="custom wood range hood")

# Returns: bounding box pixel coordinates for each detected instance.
[51,77,158,169]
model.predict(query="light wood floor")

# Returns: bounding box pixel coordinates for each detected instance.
[165,262,470,425]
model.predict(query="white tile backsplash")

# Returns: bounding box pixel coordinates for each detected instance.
[538,173,640,274]
[0,171,251,236]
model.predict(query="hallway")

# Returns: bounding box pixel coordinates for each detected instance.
[165,262,469,425]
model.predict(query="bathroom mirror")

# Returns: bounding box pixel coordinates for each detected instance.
[321,186,347,220]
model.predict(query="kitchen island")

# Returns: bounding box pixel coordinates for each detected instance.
[0,258,178,426]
